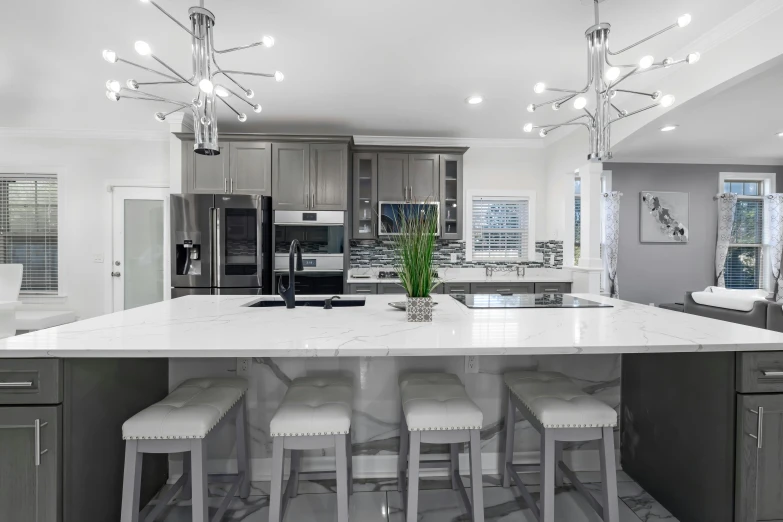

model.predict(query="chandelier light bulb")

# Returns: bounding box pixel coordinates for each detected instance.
[214,85,230,98]
[198,79,214,93]
[687,52,701,64]
[262,35,275,48]
[533,82,546,94]
[238,113,247,122]
[105,91,120,102]
[134,41,151,56]
[200,116,209,125]
[140,0,150,3]
[660,125,679,132]
[639,55,655,69]
[677,14,692,28]
[127,79,139,90]
[573,97,587,110]
[253,104,262,113]
[610,90,618,99]
[274,71,285,82]
[102,49,118,63]
[539,129,548,138]
[246,89,254,98]
[105,80,121,93]
[660,94,676,108]
[526,104,536,113]
[154,112,166,122]
[523,123,534,133]
[606,67,621,81]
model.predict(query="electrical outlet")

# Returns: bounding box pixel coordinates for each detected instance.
[93,254,104,263]
[465,356,479,374]
[237,357,252,376]
[450,253,459,263]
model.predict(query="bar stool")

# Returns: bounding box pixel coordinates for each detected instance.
[120,377,250,522]
[397,373,485,522]
[502,371,619,522]
[268,376,354,522]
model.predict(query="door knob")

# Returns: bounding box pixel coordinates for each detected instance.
[111,271,122,277]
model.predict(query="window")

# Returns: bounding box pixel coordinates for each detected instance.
[723,180,764,289]
[0,176,59,294]
[574,178,581,265]
[471,197,530,261]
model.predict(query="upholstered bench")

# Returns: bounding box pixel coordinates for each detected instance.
[120,377,250,522]
[502,371,618,522]
[268,376,354,522]
[398,373,485,522]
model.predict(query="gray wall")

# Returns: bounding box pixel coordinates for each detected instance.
[609,163,782,305]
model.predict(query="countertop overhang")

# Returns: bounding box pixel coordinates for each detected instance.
[2,294,783,358]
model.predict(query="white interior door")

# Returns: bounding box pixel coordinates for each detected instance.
[111,187,169,312]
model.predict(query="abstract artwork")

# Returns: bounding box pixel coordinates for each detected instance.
[640,191,690,243]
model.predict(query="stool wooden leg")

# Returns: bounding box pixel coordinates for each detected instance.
[190,439,209,522]
[397,414,408,492]
[554,441,564,488]
[502,387,515,488]
[289,450,301,499]
[469,429,485,522]
[268,437,285,522]
[450,443,459,490]
[346,430,354,496]
[120,440,142,522]
[599,427,619,522]
[236,396,251,499]
[406,431,421,522]
[181,452,192,500]
[335,434,350,522]
[539,430,556,522]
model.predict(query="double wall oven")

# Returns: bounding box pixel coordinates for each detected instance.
[274,211,345,295]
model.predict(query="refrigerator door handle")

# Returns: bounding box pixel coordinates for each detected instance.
[211,207,221,288]
[256,197,264,290]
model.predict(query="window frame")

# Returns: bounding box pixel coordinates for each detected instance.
[0,167,64,299]
[465,190,536,263]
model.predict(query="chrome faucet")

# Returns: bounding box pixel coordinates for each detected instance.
[278,239,303,309]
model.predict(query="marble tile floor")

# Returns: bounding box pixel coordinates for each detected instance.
[150,471,677,522]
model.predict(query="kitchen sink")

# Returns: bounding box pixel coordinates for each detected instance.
[244,297,366,308]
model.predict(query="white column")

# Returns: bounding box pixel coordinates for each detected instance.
[166,112,193,194]
[577,161,603,270]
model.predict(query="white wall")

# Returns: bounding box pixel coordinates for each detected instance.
[0,135,169,320]
[463,146,548,240]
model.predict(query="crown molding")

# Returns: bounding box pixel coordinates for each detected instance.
[609,155,783,167]
[0,127,170,142]
[352,135,544,149]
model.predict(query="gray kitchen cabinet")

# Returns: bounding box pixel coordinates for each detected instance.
[310,144,348,210]
[471,282,535,295]
[348,283,377,295]
[534,282,572,293]
[443,282,471,295]
[229,141,271,196]
[378,283,407,295]
[378,153,408,202]
[272,143,310,210]
[0,405,61,522]
[408,154,440,202]
[440,155,463,239]
[353,153,377,239]
[187,142,230,193]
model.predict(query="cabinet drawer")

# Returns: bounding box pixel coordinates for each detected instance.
[471,282,535,295]
[0,359,62,405]
[534,282,572,294]
[378,284,407,295]
[737,352,783,393]
[443,283,470,295]
[348,284,377,295]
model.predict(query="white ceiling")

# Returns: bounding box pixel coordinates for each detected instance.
[2,0,756,138]
[612,59,783,164]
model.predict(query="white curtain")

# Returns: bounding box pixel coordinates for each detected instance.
[716,193,738,287]
[765,194,783,300]
[603,191,621,298]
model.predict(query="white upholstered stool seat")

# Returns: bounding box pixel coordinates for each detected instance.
[504,371,617,429]
[400,373,483,431]
[270,376,353,437]
[123,377,248,440]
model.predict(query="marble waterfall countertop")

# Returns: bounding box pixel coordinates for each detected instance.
[1,294,783,358]
[347,267,573,284]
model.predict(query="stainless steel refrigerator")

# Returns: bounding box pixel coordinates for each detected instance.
[170,194,272,297]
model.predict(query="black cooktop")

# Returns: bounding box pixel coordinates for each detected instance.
[451,294,612,309]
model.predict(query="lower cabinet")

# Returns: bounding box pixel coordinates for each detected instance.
[443,282,470,295]
[348,283,377,295]
[378,284,408,295]
[534,282,572,293]
[471,282,535,295]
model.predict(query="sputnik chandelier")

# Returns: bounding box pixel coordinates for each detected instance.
[523,0,700,161]
[102,0,284,156]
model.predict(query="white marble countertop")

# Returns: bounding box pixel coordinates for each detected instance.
[2,294,783,358]
[347,267,573,285]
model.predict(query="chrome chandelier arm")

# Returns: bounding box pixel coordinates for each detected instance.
[612,88,661,99]
[604,102,660,128]
[214,40,267,54]
[210,53,253,95]
[121,87,192,108]
[117,58,183,83]
[582,108,595,123]
[530,92,581,111]
[611,103,626,117]
[149,54,195,85]
[605,67,639,92]
[218,70,277,79]
[607,22,679,56]
[540,121,592,136]
[120,95,192,108]
[534,114,590,130]
[553,94,579,110]
[218,96,243,117]
[215,85,259,109]
[144,0,201,39]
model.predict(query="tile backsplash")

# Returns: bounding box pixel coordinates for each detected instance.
[350,240,564,269]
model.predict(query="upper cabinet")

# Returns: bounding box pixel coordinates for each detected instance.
[439,155,463,240]
[408,154,439,202]
[272,143,310,210]
[310,144,348,210]
[185,140,270,196]
[353,153,377,239]
[378,153,408,202]
[272,142,348,211]
[188,142,230,193]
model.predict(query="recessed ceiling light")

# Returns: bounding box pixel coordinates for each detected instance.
[660,125,679,132]
[466,95,483,105]
[777,131,783,138]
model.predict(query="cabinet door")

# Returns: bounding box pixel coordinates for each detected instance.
[378,283,408,295]
[737,394,783,522]
[272,143,310,210]
[408,154,440,202]
[443,282,470,295]
[188,142,230,193]
[348,284,377,295]
[310,144,348,210]
[230,141,271,196]
[353,153,377,239]
[470,282,535,295]
[439,155,463,239]
[378,153,408,202]
[0,406,60,522]
[534,282,572,294]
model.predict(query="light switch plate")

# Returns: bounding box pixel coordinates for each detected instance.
[465,356,479,373]
[450,253,459,263]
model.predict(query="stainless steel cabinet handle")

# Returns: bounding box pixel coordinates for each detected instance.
[224,178,228,193]
[305,193,309,209]
[230,178,234,193]
[0,381,33,388]
[762,370,783,376]
[542,288,559,292]
[355,289,372,293]
[497,289,512,293]
[748,407,764,449]
[34,419,48,466]
[312,193,315,209]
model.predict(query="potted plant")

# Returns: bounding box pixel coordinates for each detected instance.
[390,203,441,322]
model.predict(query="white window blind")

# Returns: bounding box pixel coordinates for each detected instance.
[723,181,764,290]
[0,176,59,294]
[471,197,529,260]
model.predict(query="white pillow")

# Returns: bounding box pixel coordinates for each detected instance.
[691,287,769,312]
